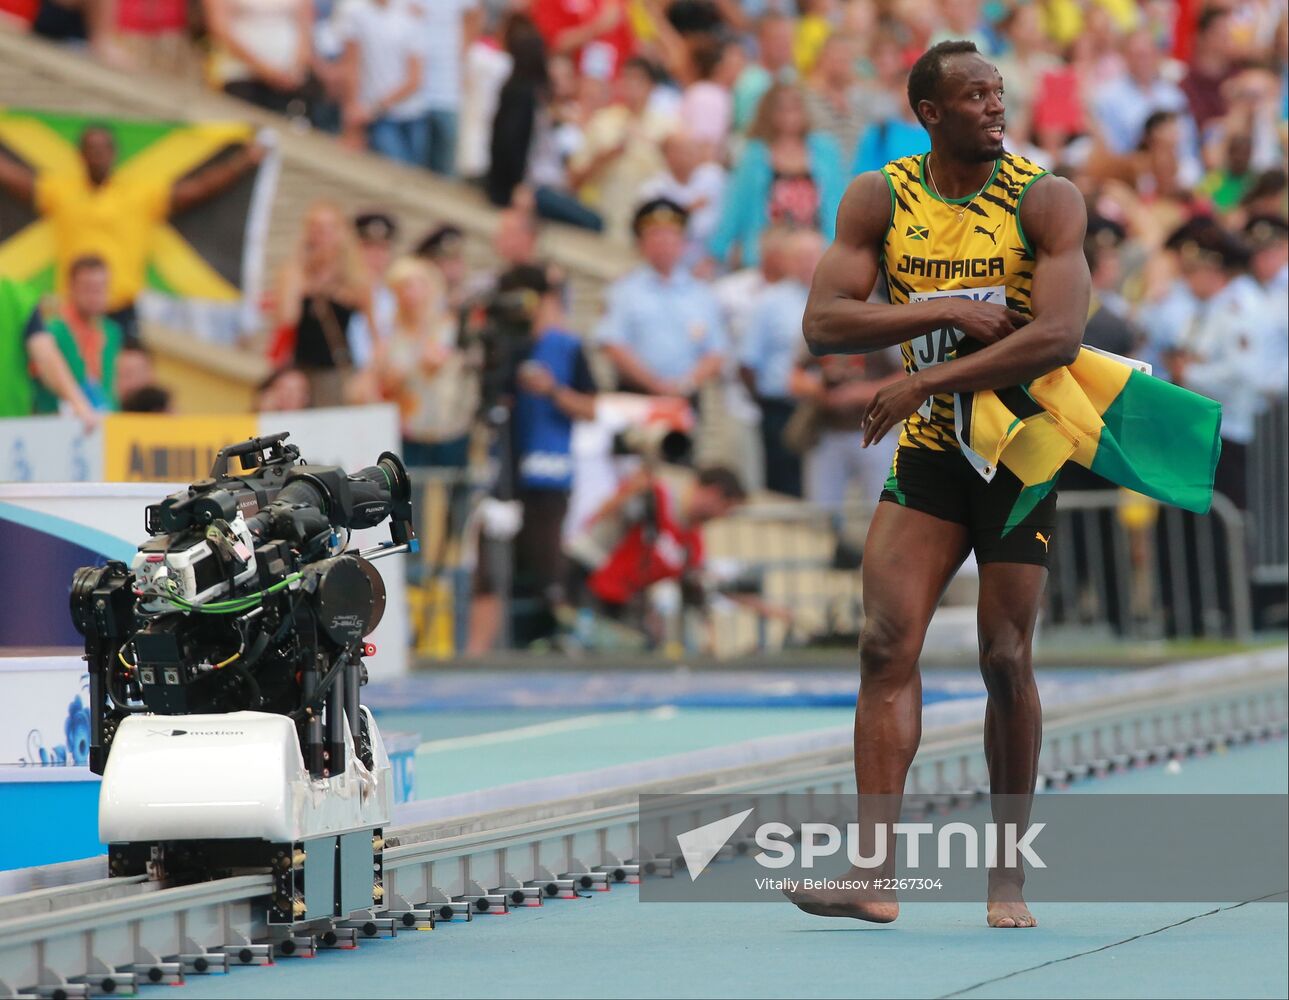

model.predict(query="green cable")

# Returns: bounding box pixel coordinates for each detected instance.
[156,572,304,614]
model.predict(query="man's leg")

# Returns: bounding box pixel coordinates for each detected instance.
[976,561,1047,927]
[787,501,970,921]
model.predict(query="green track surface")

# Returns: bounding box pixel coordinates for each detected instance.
[392,707,857,799]
[180,738,1289,1000]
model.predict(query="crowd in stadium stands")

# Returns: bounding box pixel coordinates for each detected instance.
[0,0,1286,647]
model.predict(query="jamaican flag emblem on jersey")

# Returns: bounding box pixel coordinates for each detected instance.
[905,224,930,241]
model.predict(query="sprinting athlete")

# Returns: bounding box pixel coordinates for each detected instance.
[790,40,1090,928]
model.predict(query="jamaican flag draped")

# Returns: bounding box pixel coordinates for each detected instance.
[0,108,277,338]
[956,346,1223,533]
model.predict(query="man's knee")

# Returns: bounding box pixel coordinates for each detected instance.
[859,618,919,684]
[979,638,1035,705]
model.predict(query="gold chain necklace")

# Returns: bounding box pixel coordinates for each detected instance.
[926,155,992,222]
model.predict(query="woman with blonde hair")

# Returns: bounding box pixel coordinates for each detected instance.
[375,257,478,469]
[272,200,374,407]
[707,82,845,268]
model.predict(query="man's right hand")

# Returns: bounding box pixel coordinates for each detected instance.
[949,299,1028,345]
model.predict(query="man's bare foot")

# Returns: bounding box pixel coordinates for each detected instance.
[987,882,1037,928]
[784,879,899,923]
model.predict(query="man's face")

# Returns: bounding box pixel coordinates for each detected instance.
[262,370,311,412]
[921,53,1006,163]
[1181,258,1227,300]
[785,232,824,285]
[620,65,653,111]
[662,133,700,180]
[114,349,153,399]
[70,265,109,316]
[638,222,686,273]
[79,130,116,184]
[770,89,809,139]
[759,19,794,70]
[495,211,537,265]
[433,253,467,289]
[817,38,855,86]
[1251,242,1288,284]
[689,485,739,525]
[1200,14,1234,62]
[1124,32,1157,84]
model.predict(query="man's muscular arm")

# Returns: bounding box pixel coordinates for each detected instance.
[802,172,1024,356]
[861,175,1090,446]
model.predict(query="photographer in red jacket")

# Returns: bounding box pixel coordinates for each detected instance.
[566,465,745,629]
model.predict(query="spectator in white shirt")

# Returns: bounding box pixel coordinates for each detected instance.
[1091,30,1199,167]
[457,8,520,182]
[204,0,314,116]
[1160,220,1263,510]
[1241,214,1289,403]
[399,0,482,176]
[637,130,726,270]
[334,0,425,165]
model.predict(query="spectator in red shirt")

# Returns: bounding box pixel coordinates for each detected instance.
[116,0,192,78]
[531,0,634,80]
[1180,7,1238,133]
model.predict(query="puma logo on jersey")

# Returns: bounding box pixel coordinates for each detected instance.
[1035,531,1050,552]
[974,223,1001,244]
[905,225,930,241]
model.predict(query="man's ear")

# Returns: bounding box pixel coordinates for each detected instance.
[917,100,939,126]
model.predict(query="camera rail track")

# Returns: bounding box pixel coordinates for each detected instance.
[2,650,1285,998]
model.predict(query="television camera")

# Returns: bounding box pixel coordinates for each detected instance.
[70,432,417,924]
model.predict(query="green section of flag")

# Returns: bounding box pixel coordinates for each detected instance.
[0,277,40,417]
[1088,369,1223,514]
[11,107,176,166]
[1001,366,1222,534]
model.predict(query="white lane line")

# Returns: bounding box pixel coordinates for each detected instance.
[415,705,679,754]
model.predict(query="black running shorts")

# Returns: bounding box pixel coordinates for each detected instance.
[878,445,1057,567]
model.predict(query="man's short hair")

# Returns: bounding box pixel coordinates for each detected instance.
[416,224,465,260]
[1196,6,1229,35]
[1164,217,1250,272]
[119,385,171,413]
[69,254,108,280]
[1243,213,1289,248]
[1139,109,1177,148]
[907,40,980,128]
[632,197,689,237]
[354,211,398,244]
[697,465,746,502]
[622,55,660,81]
[257,365,306,396]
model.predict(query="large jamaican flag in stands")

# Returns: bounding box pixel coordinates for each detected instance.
[0,108,278,341]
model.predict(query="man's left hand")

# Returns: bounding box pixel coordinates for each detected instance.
[861,373,928,447]
[245,141,268,166]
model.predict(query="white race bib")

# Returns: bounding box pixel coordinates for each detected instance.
[906,286,1006,419]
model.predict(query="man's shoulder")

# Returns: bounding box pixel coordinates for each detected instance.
[613,267,653,292]
[758,279,805,307]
